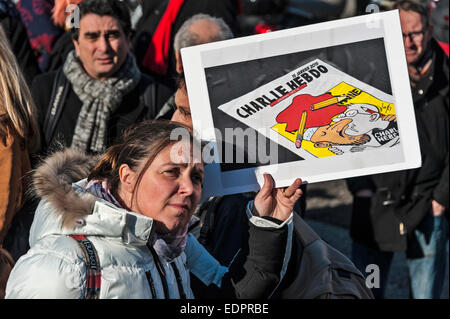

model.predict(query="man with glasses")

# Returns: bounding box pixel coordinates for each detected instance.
[346,0,449,299]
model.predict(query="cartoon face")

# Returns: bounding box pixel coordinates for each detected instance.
[334,104,382,136]
[310,118,370,148]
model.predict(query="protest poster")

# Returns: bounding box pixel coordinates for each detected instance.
[181,10,421,198]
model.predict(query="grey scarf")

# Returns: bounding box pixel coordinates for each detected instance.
[63,51,141,153]
[84,179,198,262]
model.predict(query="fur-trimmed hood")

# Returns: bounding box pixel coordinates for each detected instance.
[29,148,154,247]
[32,148,100,228]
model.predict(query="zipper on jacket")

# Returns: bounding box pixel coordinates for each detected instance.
[148,245,169,298]
[170,261,187,299]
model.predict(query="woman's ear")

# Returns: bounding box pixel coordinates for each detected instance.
[119,164,136,195]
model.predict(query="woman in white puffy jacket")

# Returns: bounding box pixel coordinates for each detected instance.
[6,120,303,299]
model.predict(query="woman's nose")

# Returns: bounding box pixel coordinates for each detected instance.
[179,174,194,196]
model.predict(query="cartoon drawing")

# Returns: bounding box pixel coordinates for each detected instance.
[272,81,399,157]
[275,93,347,148]
[301,103,399,155]
[218,59,400,159]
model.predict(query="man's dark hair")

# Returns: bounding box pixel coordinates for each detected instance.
[71,0,131,41]
[395,0,430,28]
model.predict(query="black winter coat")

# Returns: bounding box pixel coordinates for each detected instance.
[347,39,449,252]
[31,70,168,156]
[191,194,373,299]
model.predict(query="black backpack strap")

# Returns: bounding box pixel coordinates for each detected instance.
[43,68,70,146]
[139,75,157,120]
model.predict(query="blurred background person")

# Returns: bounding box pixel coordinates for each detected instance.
[133,0,240,93]
[0,27,40,298]
[15,0,63,72]
[0,0,40,84]
[347,0,448,299]
[156,13,234,120]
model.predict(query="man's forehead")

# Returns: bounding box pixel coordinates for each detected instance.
[399,10,426,30]
[190,20,220,40]
[79,13,122,32]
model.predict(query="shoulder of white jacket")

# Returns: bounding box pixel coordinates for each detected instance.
[6,240,85,299]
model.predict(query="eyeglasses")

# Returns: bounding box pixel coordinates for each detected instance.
[402,30,425,42]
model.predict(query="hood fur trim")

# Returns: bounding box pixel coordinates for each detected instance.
[32,148,101,228]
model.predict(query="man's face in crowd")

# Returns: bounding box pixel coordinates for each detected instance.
[399,9,432,65]
[171,84,192,127]
[74,13,130,81]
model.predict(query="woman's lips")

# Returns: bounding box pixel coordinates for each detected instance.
[169,204,190,212]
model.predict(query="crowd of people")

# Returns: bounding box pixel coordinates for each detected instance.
[0,0,448,299]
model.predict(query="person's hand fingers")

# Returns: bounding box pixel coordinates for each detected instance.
[432,200,445,216]
[259,173,274,198]
[282,178,302,198]
[281,187,303,206]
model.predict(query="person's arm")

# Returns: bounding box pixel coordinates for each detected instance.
[432,151,448,216]
[186,211,292,299]
[0,131,21,244]
[5,248,84,299]
[187,174,301,298]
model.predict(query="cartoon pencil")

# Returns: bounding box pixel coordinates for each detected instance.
[311,96,347,110]
[295,111,308,149]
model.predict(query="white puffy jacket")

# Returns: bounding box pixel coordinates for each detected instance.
[5,149,291,299]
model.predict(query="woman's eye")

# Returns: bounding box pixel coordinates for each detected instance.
[192,174,203,184]
[164,168,179,177]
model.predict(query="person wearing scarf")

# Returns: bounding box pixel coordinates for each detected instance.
[84,178,192,261]
[5,121,299,299]
[63,51,141,154]
[31,0,160,157]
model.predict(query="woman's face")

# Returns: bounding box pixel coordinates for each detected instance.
[119,142,204,234]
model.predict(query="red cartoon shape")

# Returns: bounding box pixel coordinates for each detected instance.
[276,93,346,132]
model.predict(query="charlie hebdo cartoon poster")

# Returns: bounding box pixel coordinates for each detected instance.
[181,11,421,198]
[218,58,400,158]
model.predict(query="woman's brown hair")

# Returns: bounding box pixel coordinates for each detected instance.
[88,120,198,205]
